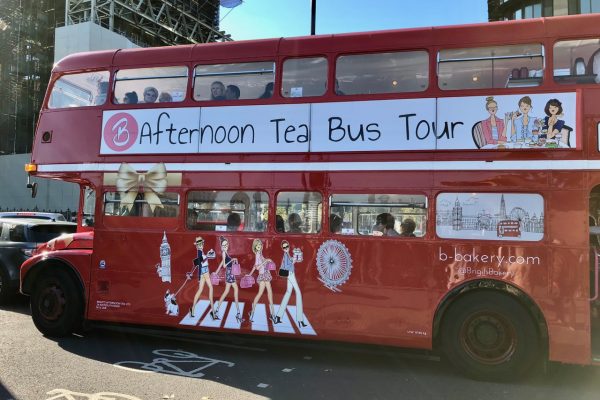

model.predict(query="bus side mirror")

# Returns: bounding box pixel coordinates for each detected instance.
[27,182,38,198]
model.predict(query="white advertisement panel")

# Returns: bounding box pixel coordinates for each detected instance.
[310,98,437,152]
[436,192,544,241]
[100,93,577,155]
[437,92,577,150]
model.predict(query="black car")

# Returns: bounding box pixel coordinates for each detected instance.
[0,218,77,303]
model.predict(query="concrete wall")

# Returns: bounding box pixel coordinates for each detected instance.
[0,153,79,212]
[54,22,139,63]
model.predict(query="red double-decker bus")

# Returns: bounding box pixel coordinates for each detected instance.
[20,14,600,379]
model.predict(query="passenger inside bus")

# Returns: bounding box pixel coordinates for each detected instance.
[400,218,417,237]
[158,92,173,102]
[287,213,302,233]
[123,91,138,104]
[211,81,226,100]
[259,82,274,99]
[384,213,399,236]
[226,213,241,231]
[330,214,342,233]
[275,215,285,233]
[143,86,159,103]
[225,85,240,100]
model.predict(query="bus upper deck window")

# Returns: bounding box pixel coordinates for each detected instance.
[113,66,188,105]
[48,71,109,109]
[438,44,544,90]
[553,38,600,84]
[281,57,327,98]
[193,62,275,101]
[335,51,429,95]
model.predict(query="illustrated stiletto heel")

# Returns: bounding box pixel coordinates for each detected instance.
[236,312,244,323]
[189,307,195,318]
[248,311,254,322]
[210,310,220,320]
[298,320,307,328]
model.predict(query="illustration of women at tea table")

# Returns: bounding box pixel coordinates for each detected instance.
[273,240,307,327]
[246,239,275,322]
[214,237,243,323]
[188,236,218,320]
[481,96,507,145]
[542,98,565,140]
[510,95,539,142]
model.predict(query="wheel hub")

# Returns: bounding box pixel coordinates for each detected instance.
[461,312,517,365]
[39,284,66,321]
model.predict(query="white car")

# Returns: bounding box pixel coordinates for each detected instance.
[0,212,67,222]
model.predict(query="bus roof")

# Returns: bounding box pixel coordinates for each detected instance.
[52,14,600,73]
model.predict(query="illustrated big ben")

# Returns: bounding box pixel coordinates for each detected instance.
[158,231,172,283]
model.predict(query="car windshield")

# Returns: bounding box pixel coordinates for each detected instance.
[27,224,77,242]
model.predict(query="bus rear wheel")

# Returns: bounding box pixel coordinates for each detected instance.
[440,291,541,380]
[31,269,83,337]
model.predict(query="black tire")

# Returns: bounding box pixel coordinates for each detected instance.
[0,265,15,304]
[30,268,83,337]
[440,291,541,381]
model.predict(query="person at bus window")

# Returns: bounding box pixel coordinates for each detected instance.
[542,99,565,140]
[187,210,198,229]
[259,82,274,99]
[123,91,138,104]
[400,218,417,237]
[210,81,226,100]
[288,213,303,233]
[158,92,173,103]
[384,213,399,236]
[94,81,109,105]
[275,215,285,233]
[226,213,241,231]
[225,85,240,100]
[142,86,159,103]
[510,96,538,142]
[481,96,506,145]
[330,214,342,233]
[372,213,387,236]
[188,236,218,320]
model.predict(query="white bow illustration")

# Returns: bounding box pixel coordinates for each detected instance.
[116,163,167,212]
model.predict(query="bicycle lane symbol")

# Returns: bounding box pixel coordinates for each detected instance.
[113,349,235,378]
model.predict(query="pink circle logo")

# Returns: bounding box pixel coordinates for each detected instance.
[103,113,139,152]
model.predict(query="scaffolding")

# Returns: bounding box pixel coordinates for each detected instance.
[64,0,231,47]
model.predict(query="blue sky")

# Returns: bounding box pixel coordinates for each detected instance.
[220,0,489,41]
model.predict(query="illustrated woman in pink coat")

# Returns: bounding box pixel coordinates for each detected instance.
[481,96,507,145]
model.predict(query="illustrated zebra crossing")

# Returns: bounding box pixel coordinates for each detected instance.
[179,300,316,335]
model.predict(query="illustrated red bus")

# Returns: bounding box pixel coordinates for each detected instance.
[20,14,600,380]
[496,220,521,238]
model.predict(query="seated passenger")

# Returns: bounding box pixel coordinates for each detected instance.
[225,85,240,100]
[400,218,417,237]
[276,215,285,233]
[227,213,241,231]
[287,213,302,233]
[123,91,138,104]
[158,92,173,102]
[259,82,274,99]
[143,86,159,103]
[94,81,109,105]
[330,214,342,233]
[373,213,387,236]
[210,81,226,100]
[384,213,399,236]
[187,210,198,228]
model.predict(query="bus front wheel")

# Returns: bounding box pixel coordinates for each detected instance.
[440,291,541,380]
[31,269,83,337]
